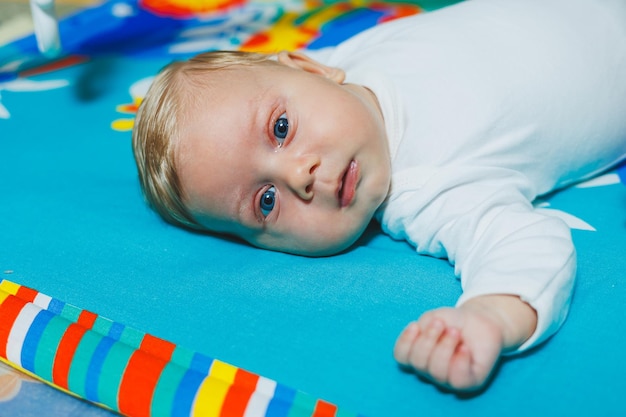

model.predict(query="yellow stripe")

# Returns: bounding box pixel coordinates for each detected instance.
[191,360,238,417]
[0,280,20,296]
[210,360,238,384]
[0,280,108,409]
[0,289,9,304]
[0,280,20,304]
[302,4,348,30]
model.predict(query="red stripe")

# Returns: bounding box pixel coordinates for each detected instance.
[16,286,38,303]
[140,334,175,362]
[52,310,98,389]
[20,55,89,77]
[77,310,98,328]
[52,323,89,389]
[118,336,172,417]
[52,310,97,388]
[312,400,338,417]
[220,369,260,416]
[0,295,26,358]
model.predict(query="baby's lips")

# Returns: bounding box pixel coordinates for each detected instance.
[338,160,359,207]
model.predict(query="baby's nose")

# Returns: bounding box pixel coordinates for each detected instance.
[283,154,320,200]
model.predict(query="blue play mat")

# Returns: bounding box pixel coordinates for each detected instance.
[1,1,625,416]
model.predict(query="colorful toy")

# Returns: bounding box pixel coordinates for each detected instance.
[0,279,362,417]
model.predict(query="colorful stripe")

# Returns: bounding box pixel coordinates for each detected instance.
[0,280,365,417]
[53,310,97,389]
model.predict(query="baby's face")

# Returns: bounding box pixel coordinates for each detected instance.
[177,53,391,256]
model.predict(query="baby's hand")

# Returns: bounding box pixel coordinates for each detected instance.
[393,295,537,392]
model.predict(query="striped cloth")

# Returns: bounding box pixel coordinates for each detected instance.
[0,279,362,417]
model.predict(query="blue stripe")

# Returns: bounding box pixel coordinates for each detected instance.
[20,310,53,373]
[189,351,213,374]
[266,383,296,417]
[169,351,214,416]
[47,299,65,315]
[84,336,115,402]
[171,368,205,417]
[107,321,125,340]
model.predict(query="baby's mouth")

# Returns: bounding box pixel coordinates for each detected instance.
[338,160,359,208]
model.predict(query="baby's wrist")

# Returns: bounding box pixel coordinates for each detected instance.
[460,294,538,352]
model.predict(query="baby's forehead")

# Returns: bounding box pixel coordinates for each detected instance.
[173,58,290,161]
[180,63,283,120]
[178,65,255,106]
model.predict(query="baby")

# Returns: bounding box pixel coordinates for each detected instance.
[132,0,626,392]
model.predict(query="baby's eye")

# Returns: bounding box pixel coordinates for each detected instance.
[273,113,289,145]
[260,186,276,217]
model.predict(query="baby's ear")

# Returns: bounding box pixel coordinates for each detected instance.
[277,51,345,84]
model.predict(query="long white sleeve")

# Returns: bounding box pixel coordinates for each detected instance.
[314,0,626,351]
[378,165,576,351]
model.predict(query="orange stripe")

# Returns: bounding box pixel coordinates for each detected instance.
[0,296,26,358]
[118,337,171,417]
[77,310,98,328]
[140,333,176,362]
[312,400,338,417]
[52,323,89,389]
[52,310,98,388]
[219,369,259,416]
[16,286,38,303]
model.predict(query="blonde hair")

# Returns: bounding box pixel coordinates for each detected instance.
[132,51,276,230]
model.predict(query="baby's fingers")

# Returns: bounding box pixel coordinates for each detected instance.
[394,322,420,365]
[447,343,476,390]
[448,344,499,392]
[428,327,461,384]
[405,319,445,371]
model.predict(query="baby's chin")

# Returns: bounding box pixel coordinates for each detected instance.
[252,231,362,258]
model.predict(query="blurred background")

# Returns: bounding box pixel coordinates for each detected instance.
[0,0,97,45]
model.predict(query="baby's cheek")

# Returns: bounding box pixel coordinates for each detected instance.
[306,219,369,256]
[254,206,373,256]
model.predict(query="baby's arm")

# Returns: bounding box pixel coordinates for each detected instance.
[393,295,537,392]
[380,168,577,391]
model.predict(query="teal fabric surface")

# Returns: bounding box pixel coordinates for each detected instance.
[2,2,626,416]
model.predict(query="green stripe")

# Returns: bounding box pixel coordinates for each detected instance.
[417,0,464,12]
[91,316,113,337]
[67,330,103,397]
[119,326,144,349]
[335,409,358,417]
[288,390,317,417]
[150,361,188,417]
[170,346,195,369]
[97,340,135,410]
[150,346,201,416]
[33,315,71,381]
[59,303,82,323]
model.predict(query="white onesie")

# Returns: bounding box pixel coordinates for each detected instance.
[308,0,626,350]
